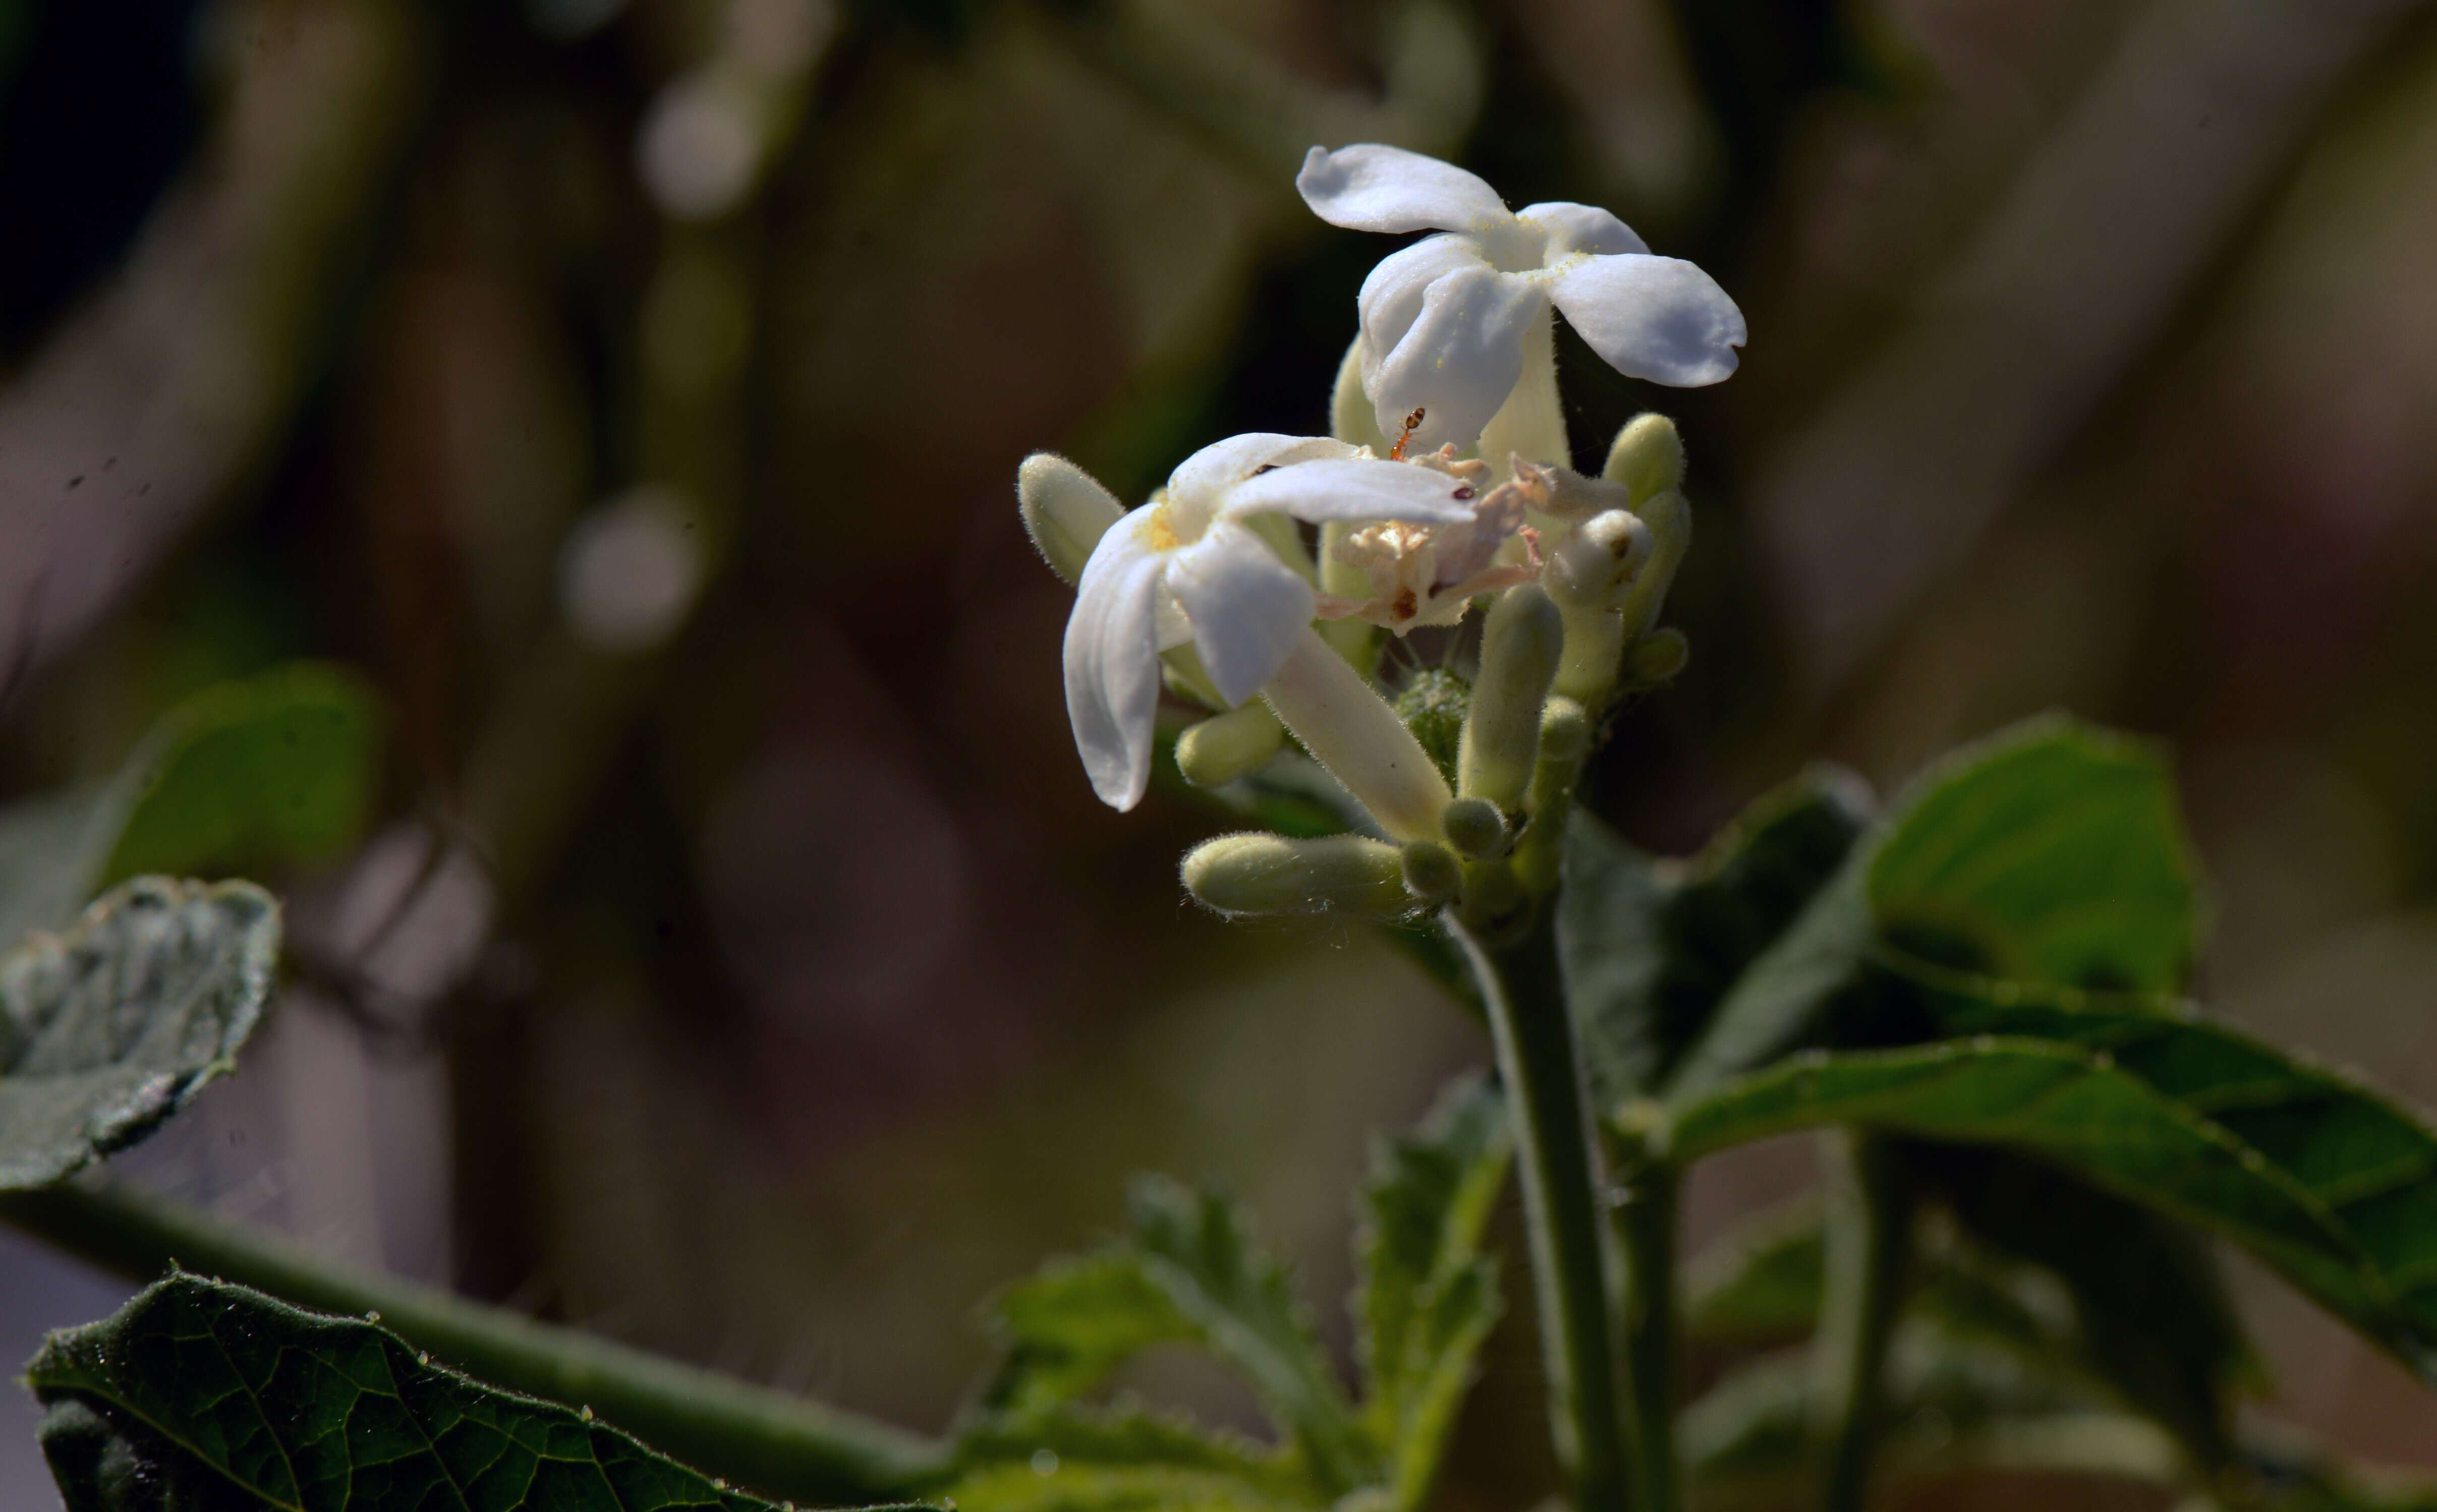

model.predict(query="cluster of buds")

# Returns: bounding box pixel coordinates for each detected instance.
[1017,144,1737,942]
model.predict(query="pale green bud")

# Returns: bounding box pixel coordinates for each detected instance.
[1627,627,1690,686]
[1615,490,1690,642]
[1552,605,1626,706]
[1181,832,1413,920]
[1262,630,1452,843]
[1400,840,1461,906]
[1459,586,1563,811]
[1545,509,1654,612]
[1017,452,1124,586]
[1539,696,1591,764]
[1441,797,1507,860]
[1604,412,1684,507]
[1175,704,1286,787]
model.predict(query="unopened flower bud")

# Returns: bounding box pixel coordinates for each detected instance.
[1615,490,1690,642]
[1627,627,1690,686]
[1181,833,1413,920]
[1605,412,1684,507]
[1441,798,1507,860]
[1459,586,1563,812]
[1175,705,1287,787]
[1539,696,1591,763]
[1262,630,1452,843]
[1400,839,1461,906]
[1545,509,1654,611]
[1017,452,1124,586]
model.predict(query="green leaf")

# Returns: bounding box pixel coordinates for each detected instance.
[947,1408,1318,1512]
[97,662,385,887]
[984,1178,1375,1495]
[1684,1199,1827,1346]
[1353,1075,1508,1510]
[1558,770,1873,1106]
[1864,715,2197,992]
[1,878,278,1189]
[26,1272,925,1512]
[1662,1033,2437,1381]
[0,663,385,949]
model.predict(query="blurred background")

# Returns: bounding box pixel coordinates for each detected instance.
[2,0,2435,1505]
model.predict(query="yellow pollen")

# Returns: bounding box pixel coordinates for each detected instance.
[1134,504,1181,552]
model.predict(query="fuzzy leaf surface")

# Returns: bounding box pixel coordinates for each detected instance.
[26,1273,927,1512]
[0,878,277,1189]
[1353,1075,1507,1510]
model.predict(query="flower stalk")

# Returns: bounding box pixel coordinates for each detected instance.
[1609,1142,1682,1512]
[1817,1133,1915,1512]
[1450,910,1627,1512]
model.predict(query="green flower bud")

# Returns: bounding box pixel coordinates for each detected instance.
[1627,627,1690,687]
[1614,490,1690,643]
[1017,452,1124,586]
[1393,667,1469,783]
[1552,605,1625,706]
[1604,412,1684,507]
[1539,696,1591,763]
[1441,797,1507,860]
[1180,832,1413,920]
[1400,839,1461,906]
[1175,704,1287,787]
[1545,508,1654,612]
[1459,585,1563,811]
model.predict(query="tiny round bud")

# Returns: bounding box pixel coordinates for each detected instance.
[1539,696,1591,764]
[1175,705,1286,787]
[1627,628,1690,686]
[1459,586,1564,811]
[1400,840,1461,905]
[1017,453,1124,586]
[1441,798,1507,860]
[1545,509,1654,612]
[1605,412,1684,506]
[1180,833,1412,919]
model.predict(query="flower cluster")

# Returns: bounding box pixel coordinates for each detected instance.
[1017,144,1738,936]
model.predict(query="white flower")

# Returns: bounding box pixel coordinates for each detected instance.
[1297,143,1746,452]
[1065,434,1478,810]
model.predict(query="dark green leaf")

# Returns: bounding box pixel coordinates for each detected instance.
[1661,1034,2437,1381]
[0,664,385,949]
[1558,770,1873,1106]
[983,1177,1375,1495]
[27,1273,927,1512]
[1684,1199,1826,1346]
[1864,715,2197,992]
[1353,1075,1508,1509]
[98,662,385,887]
[1,878,278,1189]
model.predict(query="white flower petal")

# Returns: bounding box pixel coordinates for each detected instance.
[1517,201,1649,259]
[1366,264,1551,451]
[1296,144,1513,236]
[1062,519,1172,810]
[1167,521,1317,707]
[1223,457,1478,525]
[1549,253,1746,387]
[1355,234,1489,398]
[1168,433,1357,516]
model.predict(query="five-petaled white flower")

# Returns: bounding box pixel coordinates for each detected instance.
[1298,143,1746,453]
[1066,433,1478,810]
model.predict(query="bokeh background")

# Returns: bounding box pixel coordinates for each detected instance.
[3,0,2436,1506]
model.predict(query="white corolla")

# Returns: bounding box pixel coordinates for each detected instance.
[1298,144,1746,453]
[1064,434,1478,810]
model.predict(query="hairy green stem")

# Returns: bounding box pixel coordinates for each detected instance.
[1612,1158,1679,1512]
[1451,912,1627,1512]
[0,1182,948,1504]
[1817,1133,1914,1512]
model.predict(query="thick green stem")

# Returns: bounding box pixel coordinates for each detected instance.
[0,1182,947,1504]
[1451,912,1626,1512]
[1817,1134,1914,1512]
[1612,1157,1679,1512]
